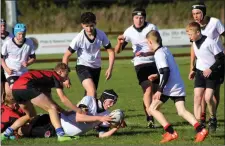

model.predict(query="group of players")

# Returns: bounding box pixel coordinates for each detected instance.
[1,1,224,144]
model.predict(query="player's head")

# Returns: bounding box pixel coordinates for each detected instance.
[186,22,201,42]
[100,89,118,110]
[146,30,162,50]
[14,23,26,42]
[54,63,69,81]
[192,2,206,23]
[132,8,146,28]
[81,12,96,35]
[1,18,7,33]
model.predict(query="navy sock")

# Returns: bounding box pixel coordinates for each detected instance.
[4,127,14,136]
[56,127,65,136]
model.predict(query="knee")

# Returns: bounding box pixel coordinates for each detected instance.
[49,104,58,111]
[204,95,211,104]
[177,109,185,117]
[86,89,96,97]
[149,104,157,114]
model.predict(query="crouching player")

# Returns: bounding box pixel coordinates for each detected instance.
[1,63,83,142]
[61,89,126,137]
[146,30,208,143]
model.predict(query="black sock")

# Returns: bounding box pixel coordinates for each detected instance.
[164,124,174,134]
[147,116,154,121]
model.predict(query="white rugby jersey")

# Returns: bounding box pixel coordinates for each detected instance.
[69,28,111,68]
[1,38,35,78]
[201,17,224,50]
[193,36,222,71]
[154,47,185,96]
[61,96,110,136]
[123,22,158,66]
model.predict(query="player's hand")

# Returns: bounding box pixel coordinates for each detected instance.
[135,52,146,57]
[99,116,112,124]
[188,71,195,80]
[6,68,13,75]
[148,74,158,81]
[105,68,112,80]
[203,69,212,78]
[119,120,127,128]
[153,91,162,100]
[22,61,28,67]
[117,35,125,44]
[63,79,71,88]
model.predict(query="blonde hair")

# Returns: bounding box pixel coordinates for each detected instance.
[186,22,201,33]
[146,30,162,46]
[54,63,69,72]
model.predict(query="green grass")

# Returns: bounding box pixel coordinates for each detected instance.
[2,57,224,145]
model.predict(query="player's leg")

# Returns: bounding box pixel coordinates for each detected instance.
[194,88,205,120]
[213,84,220,111]
[30,92,72,141]
[149,95,178,143]
[5,76,19,106]
[76,65,96,98]
[174,98,208,142]
[1,67,6,103]
[141,81,155,128]
[204,88,217,133]
[200,94,207,127]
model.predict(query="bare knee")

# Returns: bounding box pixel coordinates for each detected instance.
[177,108,186,117]
[48,104,58,111]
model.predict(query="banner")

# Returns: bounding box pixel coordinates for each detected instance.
[27,29,190,54]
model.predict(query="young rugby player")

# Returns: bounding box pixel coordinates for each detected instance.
[187,22,224,133]
[61,89,126,138]
[114,8,159,128]
[146,30,208,143]
[1,18,14,103]
[1,63,83,142]
[190,2,225,126]
[63,12,115,99]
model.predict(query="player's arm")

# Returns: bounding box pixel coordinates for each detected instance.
[56,88,82,113]
[190,44,196,72]
[62,48,74,66]
[209,52,224,71]
[1,44,12,75]
[158,67,170,92]
[98,127,118,138]
[105,46,115,80]
[114,35,128,54]
[76,113,112,123]
[26,54,36,67]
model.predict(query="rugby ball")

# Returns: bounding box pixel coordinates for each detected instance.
[109,109,125,127]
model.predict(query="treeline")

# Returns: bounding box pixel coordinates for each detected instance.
[1,0,224,34]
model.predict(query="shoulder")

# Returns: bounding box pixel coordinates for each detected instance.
[146,22,158,30]
[25,38,34,45]
[124,25,134,34]
[96,28,106,35]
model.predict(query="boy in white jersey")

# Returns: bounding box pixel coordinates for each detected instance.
[187,22,224,133]
[146,30,208,143]
[190,2,225,126]
[61,89,126,137]
[1,18,13,103]
[63,12,115,99]
[114,8,159,128]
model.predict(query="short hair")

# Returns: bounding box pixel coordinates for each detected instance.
[54,63,69,72]
[81,12,96,24]
[146,30,162,46]
[186,22,201,33]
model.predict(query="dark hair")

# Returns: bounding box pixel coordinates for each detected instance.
[100,89,118,104]
[132,8,146,18]
[81,12,96,24]
[192,2,206,18]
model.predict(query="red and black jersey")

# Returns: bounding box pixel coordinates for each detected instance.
[12,70,63,90]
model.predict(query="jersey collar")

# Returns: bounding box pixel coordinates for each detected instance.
[12,37,26,48]
[133,22,147,32]
[195,35,207,49]
[84,29,97,43]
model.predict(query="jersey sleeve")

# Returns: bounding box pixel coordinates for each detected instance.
[123,29,130,42]
[52,75,63,89]
[216,19,225,35]
[102,32,111,49]
[69,35,80,52]
[152,24,158,31]
[78,96,92,107]
[1,41,8,56]
[29,40,36,55]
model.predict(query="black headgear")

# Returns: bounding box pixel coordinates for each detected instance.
[99,89,118,104]
[132,8,146,18]
[192,3,206,19]
[1,19,6,25]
